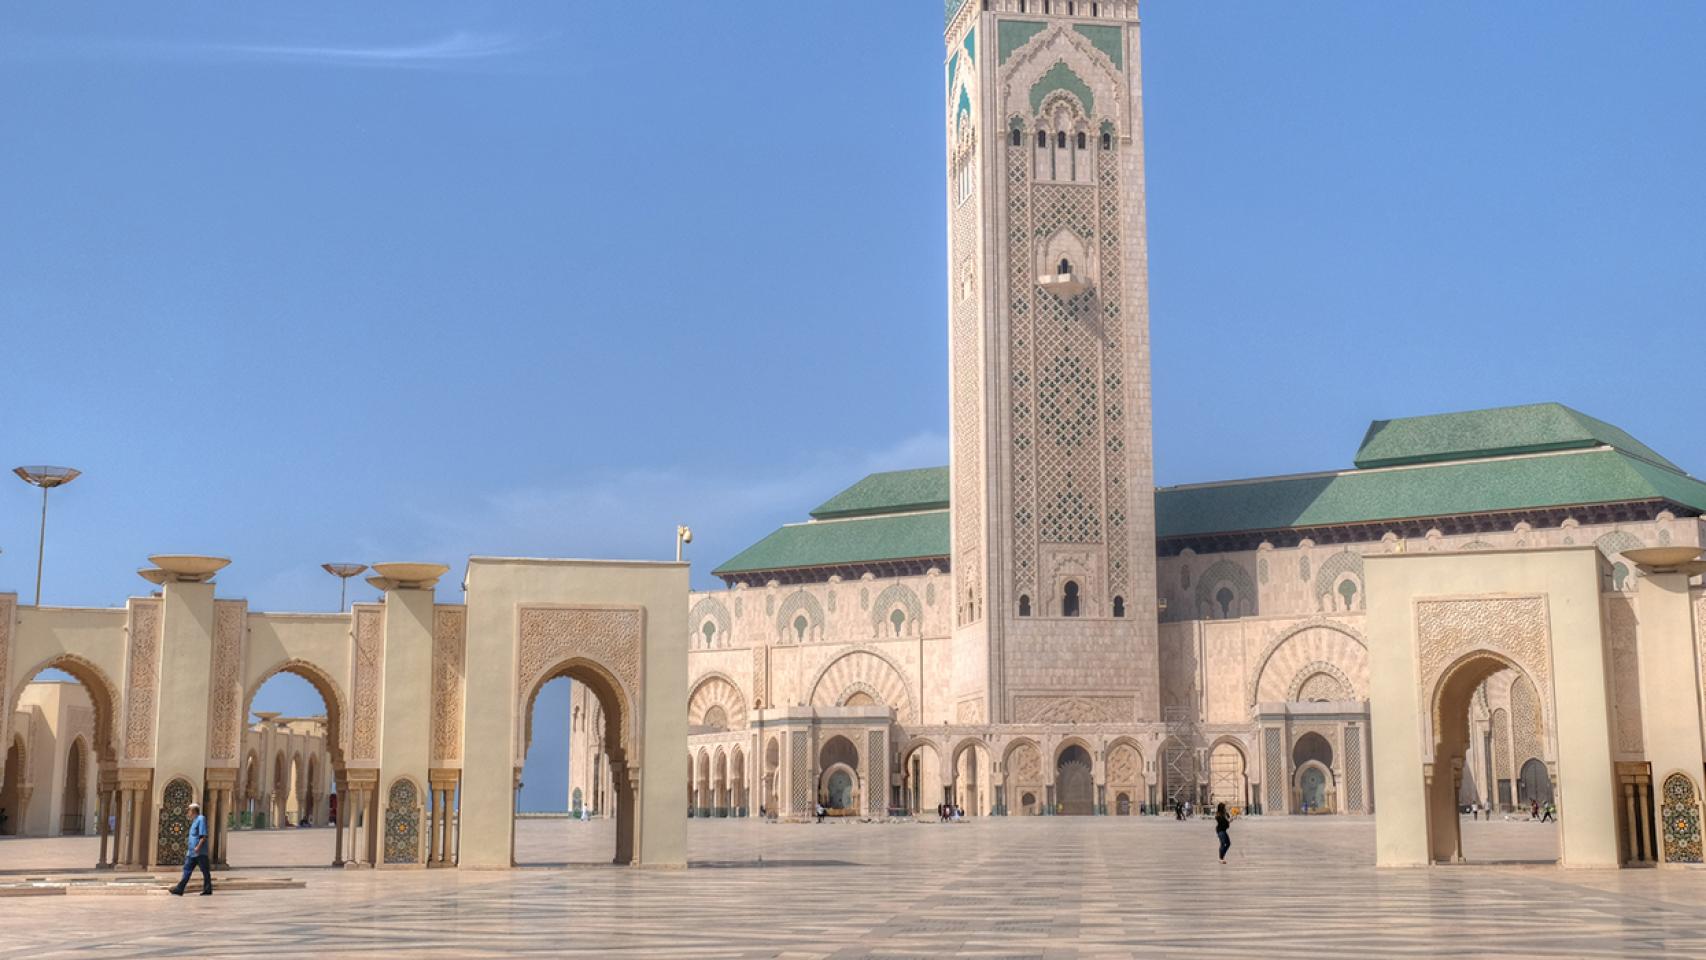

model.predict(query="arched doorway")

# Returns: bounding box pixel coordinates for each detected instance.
[1004,741,1043,815]
[729,745,747,816]
[818,736,861,815]
[1292,733,1335,814]
[517,659,635,865]
[1518,758,1552,808]
[1106,741,1144,815]
[7,656,121,859]
[62,738,87,835]
[951,740,992,815]
[694,750,711,817]
[0,736,24,836]
[903,741,944,814]
[232,661,344,867]
[1160,738,1196,808]
[763,737,779,814]
[1056,744,1094,815]
[1430,652,1555,863]
[1207,741,1247,810]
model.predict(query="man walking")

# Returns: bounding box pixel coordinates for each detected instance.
[170,802,212,896]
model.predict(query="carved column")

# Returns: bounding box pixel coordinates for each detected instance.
[95,786,111,868]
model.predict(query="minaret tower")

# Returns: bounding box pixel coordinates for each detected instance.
[943,0,1158,726]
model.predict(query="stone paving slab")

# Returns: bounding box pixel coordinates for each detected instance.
[1,817,1702,958]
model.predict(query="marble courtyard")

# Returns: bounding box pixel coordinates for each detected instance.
[6,818,1706,958]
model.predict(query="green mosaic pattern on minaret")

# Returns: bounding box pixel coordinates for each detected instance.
[1072,24,1122,68]
[999,20,1047,63]
[1030,61,1093,114]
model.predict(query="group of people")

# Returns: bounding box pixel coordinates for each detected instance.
[935,803,966,821]
[1466,799,1556,822]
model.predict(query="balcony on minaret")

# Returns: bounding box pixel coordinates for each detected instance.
[1038,257,1091,298]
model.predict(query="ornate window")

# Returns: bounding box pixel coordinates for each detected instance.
[1018,594,1032,617]
[889,608,906,637]
[1112,596,1125,618]
[1076,131,1086,150]
[1057,257,1072,274]
[1036,130,1047,148]
[1010,127,1022,147]
[1062,580,1081,617]
[1055,131,1066,149]
[700,620,716,648]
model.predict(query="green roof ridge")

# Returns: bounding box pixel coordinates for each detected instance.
[1354,402,1681,472]
[809,466,950,520]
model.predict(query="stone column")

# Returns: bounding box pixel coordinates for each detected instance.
[332,776,345,867]
[117,787,134,867]
[376,576,439,867]
[95,786,111,868]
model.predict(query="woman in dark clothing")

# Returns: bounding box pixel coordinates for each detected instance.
[1214,803,1232,864]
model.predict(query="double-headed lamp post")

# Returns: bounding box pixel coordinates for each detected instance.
[321,563,368,612]
[13,466,80,607]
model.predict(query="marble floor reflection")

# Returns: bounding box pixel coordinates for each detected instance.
[4,815,1704,959]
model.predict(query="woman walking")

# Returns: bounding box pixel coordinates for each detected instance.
[1214,802,1232,864]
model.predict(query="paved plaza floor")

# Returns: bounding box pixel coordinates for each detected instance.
[3,816,1705,958]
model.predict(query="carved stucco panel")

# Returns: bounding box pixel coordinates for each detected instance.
[1416,596,1551,737]
[1011,695,1133,724]
[206,601,248,763]
[123,599,164,762]
[431,606,466,765]
[350,606,384,764]
[514,606,644,768]
[1604,595,1643,755]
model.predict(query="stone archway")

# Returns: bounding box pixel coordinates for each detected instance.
[1055,744,1094,815]
[520,655,637,863]
[950,739,992,816]
[1428,650,1548,863]
[818,736,861,815]
[1003,740,1044,815]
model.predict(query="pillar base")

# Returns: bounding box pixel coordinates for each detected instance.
[95,863,115,871]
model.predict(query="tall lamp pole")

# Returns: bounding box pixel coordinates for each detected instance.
[321,563,368,612]
[13,466,80,607]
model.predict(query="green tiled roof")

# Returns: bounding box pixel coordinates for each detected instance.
[714,406,1704,574]
[1354,402,1681,472]
[1156,448,1706,539]
[809,467,950,520]
[712,511,949,576]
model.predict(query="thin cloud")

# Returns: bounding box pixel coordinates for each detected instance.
[7,30,542,71]
[215,31,535,68]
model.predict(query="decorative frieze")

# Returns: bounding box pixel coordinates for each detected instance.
[431,606,466,765]
[514,606,643,767]
[350,606,384,764]
[206,601,247,763]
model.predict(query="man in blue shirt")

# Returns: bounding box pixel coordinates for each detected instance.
[169,802,212,896]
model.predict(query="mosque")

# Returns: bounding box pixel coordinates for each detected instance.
[573,0,1706,871]
[3,1,1704,871]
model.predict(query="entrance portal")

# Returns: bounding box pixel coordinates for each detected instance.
[1056,745,1094,815]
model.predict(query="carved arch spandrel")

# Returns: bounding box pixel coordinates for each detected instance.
[1416,595,1553,748]
[514,605,645,770]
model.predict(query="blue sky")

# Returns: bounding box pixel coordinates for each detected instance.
[4,2,1703,810]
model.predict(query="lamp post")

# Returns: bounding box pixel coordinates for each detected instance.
[321,563,368,612]
[675,524,692,562]
[13,466,80,607]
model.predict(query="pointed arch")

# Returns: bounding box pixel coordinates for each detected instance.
[1247,619,1369,707]
[243,659,348,767]
[775,590,824,643]
[808,649,916,724]
[687,673,747,730]
[869,584,923,637]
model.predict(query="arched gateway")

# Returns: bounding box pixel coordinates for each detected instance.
[1367,545,1706,869]
[0,556,687,870]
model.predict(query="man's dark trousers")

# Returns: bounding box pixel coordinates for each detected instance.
[173,851,212,895]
